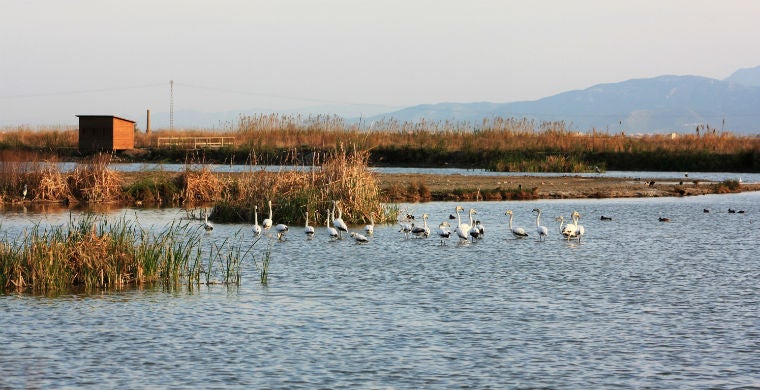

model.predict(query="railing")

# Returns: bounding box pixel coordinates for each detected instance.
[157,137,236,149]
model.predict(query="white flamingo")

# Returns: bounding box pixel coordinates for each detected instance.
[350,232,369,243]
[475,220,485,238]
[262,200,273,230]
[412,213,430,238]
[252,205,262,236]
[398,210,413,239]
[203,208,213,231]
[364,216,375,236]
[571,211,585,241]
[505,210,528,238]
[532,208,549,241]
[468,209,480,240]
[274,222,288,240]
[332,201,349,238]
[326,208,339,240]
[555,216,577,240]
[304,211,315,238]
[436,221,452,245]
[454,205,471,241]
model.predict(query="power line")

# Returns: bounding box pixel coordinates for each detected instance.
[0,83,166,100]
[172,82,372,106]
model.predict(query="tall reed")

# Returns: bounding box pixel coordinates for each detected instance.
[211,146,394,225]
[0,213,262,294]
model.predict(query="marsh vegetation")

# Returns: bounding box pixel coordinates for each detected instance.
[2,115,758,172]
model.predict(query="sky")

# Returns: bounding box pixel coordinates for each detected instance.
[2,0,760,128]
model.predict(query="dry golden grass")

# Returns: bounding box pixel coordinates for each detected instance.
[180,166,225,203]
[212,146,391,224]
[67,153,122,203]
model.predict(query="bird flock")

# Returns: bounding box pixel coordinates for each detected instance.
[203,202,590,245]
[201,200,751,244]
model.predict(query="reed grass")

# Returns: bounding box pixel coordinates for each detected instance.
[67,153,122,203]
[0,213,265,294]
[210,146,395,224]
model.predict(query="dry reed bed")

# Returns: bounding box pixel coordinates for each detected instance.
[211,147,393,225]
[0,152,121,204]
[3,115,757,154]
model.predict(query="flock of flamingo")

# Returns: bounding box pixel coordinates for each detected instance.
[202,201,587,244]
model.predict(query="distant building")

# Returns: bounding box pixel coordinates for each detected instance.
[77,115,135,151]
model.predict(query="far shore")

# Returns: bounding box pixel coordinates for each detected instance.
[374,172,759,201]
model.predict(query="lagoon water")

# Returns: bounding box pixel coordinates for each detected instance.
[1,193,759,388]
[52,161,760,184]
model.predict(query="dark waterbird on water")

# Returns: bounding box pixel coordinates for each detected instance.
[600,216,612,221]
[659,217,671,222]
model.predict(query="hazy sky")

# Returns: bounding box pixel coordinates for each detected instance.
[2,0,759,127]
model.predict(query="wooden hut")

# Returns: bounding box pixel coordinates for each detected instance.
[77,115,135,151]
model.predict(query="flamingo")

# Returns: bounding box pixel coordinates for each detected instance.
[326,208,339,240]
[203,208,213,231]
[555,215,577,240]
[436,221,452,245]
[262,200,273,230]
[454,205,471,241]
[505,210,528,238]
[571,211,585,241]
[304,211,315,238]
[411,213,430,238]
[274,222,289,240]
[364,216,375,236]
[350,232,369,243]
[532,208,549,241]
[398,210,413,239]
[252,205,262,236]
[332,201,349,238]
[468,209,480,240]
[475,220,485,238]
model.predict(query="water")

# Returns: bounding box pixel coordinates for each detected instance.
[1,193,759,388]
[53,162,759,183]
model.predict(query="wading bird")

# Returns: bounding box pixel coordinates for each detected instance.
[262,200,273,230]
[505,210,528,238]
[412,213,431,238]
[326,208,339,240]
[203,208,213,231]
[398,210,413,239]
[556,215,577,240]
[364,216,374,236]
[533,208,549,241]
[468,209,481,240]
[571,211,585,241]
[350,232,369,243]
[332,201,349,238]
[436,221,452,245]
[252,205,262,236]
[454,205,471,242]
[304,211,315,238]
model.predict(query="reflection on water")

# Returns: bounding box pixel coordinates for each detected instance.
[1,193,759,388]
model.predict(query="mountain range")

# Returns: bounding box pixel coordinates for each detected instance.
[156,65,760,135]
[368,65,760,135]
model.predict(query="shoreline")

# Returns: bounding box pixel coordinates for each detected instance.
[376,173,759,201]
[3,171,757,209]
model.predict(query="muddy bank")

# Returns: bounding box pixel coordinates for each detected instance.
[376,173,760,201]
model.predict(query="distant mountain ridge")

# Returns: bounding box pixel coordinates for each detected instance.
[369,65,760,135]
